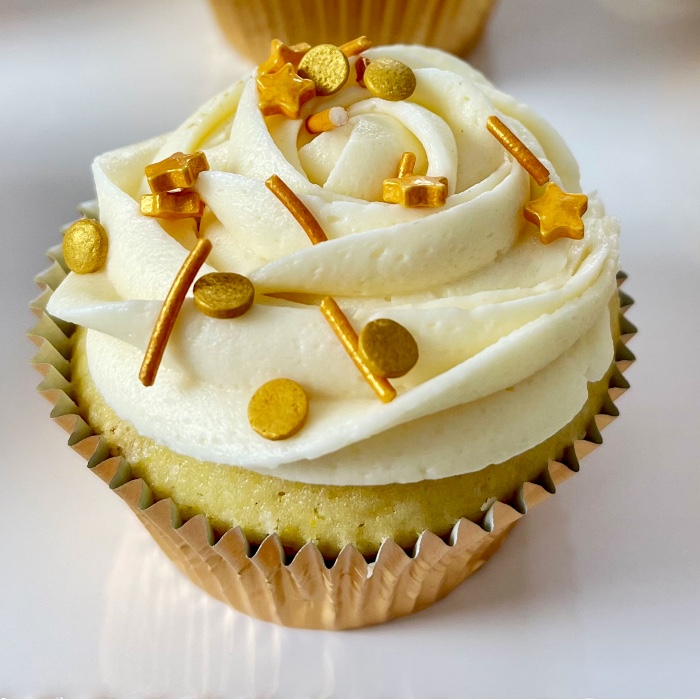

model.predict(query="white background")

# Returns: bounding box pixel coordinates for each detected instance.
[1,0,699,697]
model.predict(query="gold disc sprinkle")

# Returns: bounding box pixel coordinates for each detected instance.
[297,44,350,96]
[62,218,109,274]
[248,378,309,441]
[358,318,419,378]
[363,58,416,101]
[193,272,255,319]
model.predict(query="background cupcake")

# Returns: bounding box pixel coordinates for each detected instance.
[208,0,496,62]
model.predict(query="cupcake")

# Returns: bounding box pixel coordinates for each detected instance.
[35,40,631,629]
[208,0,496,63]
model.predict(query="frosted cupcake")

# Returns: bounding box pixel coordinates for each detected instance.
[39,40,627,628]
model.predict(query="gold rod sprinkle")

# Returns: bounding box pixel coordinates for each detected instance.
[397,151,416,178]
[139,238,212,387]
[320,296,396,403]
[339,36,372,57]
[486,115,550,186]
[265,174,328,244]
[306,106,348,134]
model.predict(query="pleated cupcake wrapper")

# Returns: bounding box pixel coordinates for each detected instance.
[208,0,496,63]
[30,244,635,630]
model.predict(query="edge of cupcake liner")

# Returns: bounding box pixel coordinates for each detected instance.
[30,244,636,629]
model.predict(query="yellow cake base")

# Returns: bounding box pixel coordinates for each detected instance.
[70,295,620,558]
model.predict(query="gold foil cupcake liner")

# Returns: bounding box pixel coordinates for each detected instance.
[30,244,635,630]
[208,0,496,63]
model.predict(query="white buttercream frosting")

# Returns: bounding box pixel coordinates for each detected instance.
[48,45,619,486]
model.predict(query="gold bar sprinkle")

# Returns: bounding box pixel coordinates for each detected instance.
[339,36,372,57]
[265,174,328,244]
[305,106,348,134]
[320,297,397,403]
[139,238,212,387]
[486,115,550,186]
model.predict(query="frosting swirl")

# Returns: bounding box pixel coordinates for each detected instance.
[48,45,619,485]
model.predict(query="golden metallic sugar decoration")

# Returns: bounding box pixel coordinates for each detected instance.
[397,151,416,178]
[258,39,311,75]
[305,106,348,134]
[145,151,209,194]
[523,182,588,244]
[486,116,550,186]
[383,151,448,208]
[257,62,316,119]
[363,58,416,101]
[193,272,255,319]
[320,297,397,403]
[339,36,372,57]
[139,238,212,387]
[297,44,350,96]
[140,191,205,220]
[358,318,419,378]
[265,174,328,244]
[248,378,309,440]
[62,218,109,274]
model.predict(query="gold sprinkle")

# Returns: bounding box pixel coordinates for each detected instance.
[397,151,416,178]
[383,151,448,207]
[62,218,108,274]
[248,378,309,440]
[145,151,209,194]
[363,58,416,101]
[265,174,328,244]
[193,272,255,319]
[298,44,350,96]
[486,115,550,186]
[339,36,372,57]
[523,182,588,244]
[140,191,205,220]
[257,62,316,119]
[258,39,311,75]
[358,318,419,378]
[139,238,212,387]
[320,297,396,403]
[305,106,348,134]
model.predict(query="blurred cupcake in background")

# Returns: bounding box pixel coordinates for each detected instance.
[208,0,496,62]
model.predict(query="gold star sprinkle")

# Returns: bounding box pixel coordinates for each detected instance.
[257,62,316,119]
[145,151,209,194]
[523,182,588,244]
[140,191,205,220]
[383,151,448,208]
[248,378,309,440]
[258,39,311,75]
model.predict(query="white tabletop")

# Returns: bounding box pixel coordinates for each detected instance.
[1,0,699,697]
